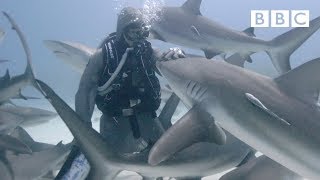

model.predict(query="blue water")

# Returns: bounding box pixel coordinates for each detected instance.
[0,0,318,179]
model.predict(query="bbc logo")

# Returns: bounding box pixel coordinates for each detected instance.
[251,10,310,27]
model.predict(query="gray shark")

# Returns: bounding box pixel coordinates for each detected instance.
[147,0,320,73]
[35,79,255,180]
[220,155,302,180]
[0,105,57,135]
[0,12,38,103]
[3,141,71,180]
[0,110,23,134]
[9,126,71,174]
[43,40,96,73]
[148,57,320,179]
[0,105,57,127]
[0,134,32,154]
[10,126,56,152]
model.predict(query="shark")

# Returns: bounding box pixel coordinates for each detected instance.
[0,12,39,103]
[0,105,57,127]
[147,0,320,74]
[0,110,24,134]
[0,134,32,154]
[10,126,57,152]
[35,79,256,180]
[148,57,320,179]
[2,141,71,180]
[0,105,57,135]
[0,126,71,180]
[43,40,96,73]
[220,155,302,180]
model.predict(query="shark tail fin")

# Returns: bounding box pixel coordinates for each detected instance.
[266,16,320,74]
[274,57,320,105]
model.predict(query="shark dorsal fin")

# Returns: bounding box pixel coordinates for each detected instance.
[181,0,202,16]
[274,57,320,105]
[243,27,256,37]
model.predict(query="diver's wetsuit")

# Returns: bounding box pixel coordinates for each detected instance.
[96,32,162,152]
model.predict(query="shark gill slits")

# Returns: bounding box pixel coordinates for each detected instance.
[190,81,197,95]
[186,80,192,90]
[196,87,207,100]
[186,80,207,101]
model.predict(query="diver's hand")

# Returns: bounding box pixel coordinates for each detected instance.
[160,47,186,61]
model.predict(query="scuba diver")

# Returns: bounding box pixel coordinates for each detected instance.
[56,7,186,179]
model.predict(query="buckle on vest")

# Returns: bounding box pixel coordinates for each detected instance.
[112,84,121,90]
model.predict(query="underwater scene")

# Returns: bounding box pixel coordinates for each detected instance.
[0,0,320,179]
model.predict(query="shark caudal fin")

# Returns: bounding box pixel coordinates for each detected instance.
[274,57,320,105]
[2,12,37,86]
[266,16,320,74]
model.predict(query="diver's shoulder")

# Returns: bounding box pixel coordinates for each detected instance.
[87,48,104,68]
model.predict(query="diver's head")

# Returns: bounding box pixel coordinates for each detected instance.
[123,22,150,46]
[116,7,150,46]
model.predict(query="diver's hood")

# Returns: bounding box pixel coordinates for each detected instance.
[116,7,146,40]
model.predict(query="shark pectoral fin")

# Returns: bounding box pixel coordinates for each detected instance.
[239,53,253,63]
[225,53,246,68]
[158,93,180,130]
[202,49,220,59]
[17,89,27,100]
[148,105,226,165]
[181,0,202,16]
[0,134,32,154]
[245,93,291,126]
[243,27,256,37]
[207,121,227,145]
[190,25,201,37]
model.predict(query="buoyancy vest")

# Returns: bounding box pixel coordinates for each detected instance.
[95,33,161,116]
